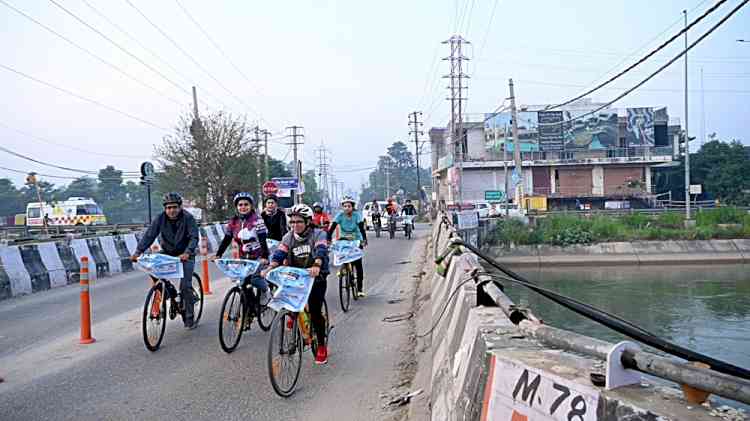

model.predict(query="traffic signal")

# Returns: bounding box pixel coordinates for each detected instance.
[678,131,696,157]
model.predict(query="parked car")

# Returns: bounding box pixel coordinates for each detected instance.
[475,201,490,219]
[489,203,526,219]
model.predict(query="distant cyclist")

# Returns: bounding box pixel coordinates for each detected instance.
[214,192,270,328]
[261,195,288,242]
[263,204,331,364]
[311,202,332,230]
[327,196,367,297]
[401,199,417,217]
[385,197,398,216]
[131,192,200,329]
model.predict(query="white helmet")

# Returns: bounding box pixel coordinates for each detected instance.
[288,204,314,220]
[341,196,356,207]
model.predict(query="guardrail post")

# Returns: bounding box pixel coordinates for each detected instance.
[200,237,212,295]
[79,256,95,344]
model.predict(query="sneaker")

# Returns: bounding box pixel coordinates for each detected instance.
[286,316,294,330]
[314,345,328,365]
[357,291,366,298]
[184,318,196,330]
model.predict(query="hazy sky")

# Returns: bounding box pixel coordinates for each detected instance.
[1,0,748,192]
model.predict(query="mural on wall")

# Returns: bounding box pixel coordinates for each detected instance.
[562,110,619,150]
[626,107,655,147]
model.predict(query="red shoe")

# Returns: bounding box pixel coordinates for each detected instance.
[314,345,328,365]
[286,316,294,330]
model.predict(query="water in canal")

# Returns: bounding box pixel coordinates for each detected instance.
[499,264,750,409]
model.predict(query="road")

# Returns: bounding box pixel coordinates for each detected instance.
[0,225,426,421]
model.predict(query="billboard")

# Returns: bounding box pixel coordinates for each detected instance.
[626,107,655,147]
[537,111,564,151]
[562,109,619,150]
[484,111,539,152]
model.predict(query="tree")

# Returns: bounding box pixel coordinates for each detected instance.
[0,179,24,216]
[61,177,98,200]
[301,170,322,204]
[157,111,258,220]
[360,141,430,203]
[97,166,124,202]
[20,180,57,204]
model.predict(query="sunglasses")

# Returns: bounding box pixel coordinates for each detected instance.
[165,205,180,210]
[289,220,305,225]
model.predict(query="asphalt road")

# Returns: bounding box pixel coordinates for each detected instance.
[0,225,426,421]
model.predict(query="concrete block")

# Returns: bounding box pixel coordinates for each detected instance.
[123,233,138,256]
[56,242,80,284]
[113,235,134,272]
[731,239,750,263]
[0,246,32,296]
[86,238,110,277]
[0,263,11,300]
[37,242,67,288]
[70,239,97,281]
[632,240,691,265]
[19,245,51,293]
[99,236,122,274]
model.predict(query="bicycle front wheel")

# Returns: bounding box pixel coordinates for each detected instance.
[191,273,204,324]
[257,287,275,332]
[142,282,167,352]
[338,270,351,312]
[349,268,359,301]
[268,311,302,398]
[219,287,245,353]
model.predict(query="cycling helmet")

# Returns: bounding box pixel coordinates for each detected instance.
[162,192,183,206]
[233,192,254,206]
[288,204,314,220]
[312,202,323,211]
[341,196,356,207]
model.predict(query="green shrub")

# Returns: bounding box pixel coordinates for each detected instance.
[696,207,746,226]
[695,226,714,240]
[491,219,536,246]
[621,213,650,229]
[550,225,593,246]
[590,216,625,242]
[655,212,684,229]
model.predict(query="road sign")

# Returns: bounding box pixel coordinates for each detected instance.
[140,161,155,182]
[485,190,504,201]
[456,210,479,230]
[263,181,279,196]
[689,184,702,195]
[272,177,299,189]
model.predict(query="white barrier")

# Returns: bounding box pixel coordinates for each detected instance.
[99,236,122,274]
[0,246,32,296]
[205,226,219,253]
[70,239,97,281]
[124,233,138,256]
[36,242,68,288]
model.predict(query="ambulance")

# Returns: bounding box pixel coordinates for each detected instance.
[26,197,108,227]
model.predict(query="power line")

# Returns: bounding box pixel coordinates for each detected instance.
[124,0,264,122]
[537,0,750,127]
[0,144,108,174]
[545,0,729,110]
[0,62,169,130]
[47,0,193,102]
[0,165,139,181]
[515,78,750,94]
[0,121,150,159]
[0,0,185,107]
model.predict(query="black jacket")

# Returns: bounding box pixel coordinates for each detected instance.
[262,209,288,241]
[136,211,199,257]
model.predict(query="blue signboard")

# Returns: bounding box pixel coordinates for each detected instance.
[272,177,299,189]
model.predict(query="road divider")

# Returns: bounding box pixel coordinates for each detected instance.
[79,256,95,345]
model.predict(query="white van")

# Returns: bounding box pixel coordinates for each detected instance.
[362,200,390,230]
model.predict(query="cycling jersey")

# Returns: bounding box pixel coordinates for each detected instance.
[272,228,329,274]
[331,211,366,241]
[312,212,332,229]
[216,212,269,260]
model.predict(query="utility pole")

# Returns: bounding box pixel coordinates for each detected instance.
[286,126,304,205]
[385,159,391,199]
[262,129,271,182]
[409,111,424,201]
[683,10,692,221]
[317,143,331,208]
[509,78,523,206]
[443,35,470,204]
[251,126,263,200]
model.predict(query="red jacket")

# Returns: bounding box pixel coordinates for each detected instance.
[312,212,331,229]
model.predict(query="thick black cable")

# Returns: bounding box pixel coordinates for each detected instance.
[416,275,475,338]
[545,0,728,110]
[456,239,750,381]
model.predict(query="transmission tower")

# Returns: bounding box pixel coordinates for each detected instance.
[442,35,470,203]
[285,126,305,204]
[316,143,331,209]
[408,111,425,200]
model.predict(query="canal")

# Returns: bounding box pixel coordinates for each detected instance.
[501,264,750,409]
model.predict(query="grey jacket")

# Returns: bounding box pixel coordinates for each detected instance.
[136,211,199,257]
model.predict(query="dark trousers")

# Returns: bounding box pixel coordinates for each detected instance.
[179,259,196,324]
[308,276,327,346]
[352,258,364,291]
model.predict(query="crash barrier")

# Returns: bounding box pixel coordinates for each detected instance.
[427,213,750,420]
[0,224,227,301]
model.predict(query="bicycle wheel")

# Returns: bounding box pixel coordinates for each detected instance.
[219,287,245,353]
[406,224,412,239]
[310,299,330,358]
[257,286,275,332]
[268,311,302,398]
[142,282,167,352]
[349,267,359,301]
[191,273,204,324]
[338,269,351,312]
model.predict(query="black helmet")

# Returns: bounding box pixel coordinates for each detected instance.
[162,192,183,206]
[264,195,278,204]
[233,192,254,206]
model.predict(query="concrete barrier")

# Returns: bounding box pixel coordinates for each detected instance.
[56,241,81,284]
[18,245,51,293]
[113,235,134,272]
[731,239,750,263]
[0,246,32,297]
[70,239,98,282]
[86,238,110,277]
[37,242,68,288]
[99,236,122,274]
[123,233,138,256]
[204,226,219,254]
[0,263,11,300]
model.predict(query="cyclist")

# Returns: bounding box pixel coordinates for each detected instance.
[385,197,399,216]
[263,204,330,364]
[370,199,382,231]
[131,192,200,329]
[311,202,331,230]
[214,192,270,329]
[262,195,288,241]
[401,199,417,217]
[327,196,367,297]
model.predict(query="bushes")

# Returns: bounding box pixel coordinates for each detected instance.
[696,207,746,226]
[655,212,684,229]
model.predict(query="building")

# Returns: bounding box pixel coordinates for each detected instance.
[431,99,680,210]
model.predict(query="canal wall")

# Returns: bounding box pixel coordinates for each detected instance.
[417,217,735,421]
[0,223,226,301]
[487,239,750,267]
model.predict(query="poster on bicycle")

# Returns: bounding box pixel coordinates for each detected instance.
[330,240,363,266]
[265,266,315,312]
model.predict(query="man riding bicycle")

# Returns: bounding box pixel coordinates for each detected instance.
[263,204,330,364]
[131,192,200,329]
[311,202,331,230]
[262,195,288,242]
[327,196,367,297]
[401,199,417,217]
[213,192,270,329]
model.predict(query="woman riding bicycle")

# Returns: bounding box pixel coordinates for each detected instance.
[214,192,270,327]
[263,204,331,364]
[311,202,331,230]
[327,196,367,297]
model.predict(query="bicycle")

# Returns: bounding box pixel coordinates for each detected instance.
[136,254,204,352]
[388,214,400,240]
[372,214,382,238]
[214,258,276,353]
[331,239,364,312]
[265,267,331,398]
[403,215,414,240]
